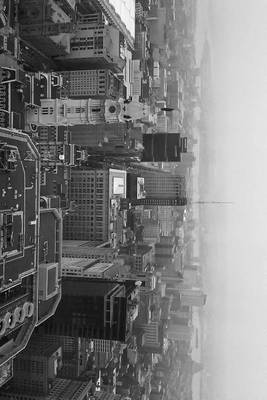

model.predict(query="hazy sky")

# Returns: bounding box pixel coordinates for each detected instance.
[196,1,267,399]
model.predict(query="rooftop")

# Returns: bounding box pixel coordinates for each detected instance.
[0,127,40,289]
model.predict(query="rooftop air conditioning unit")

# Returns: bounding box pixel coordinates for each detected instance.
[38,263,59,301]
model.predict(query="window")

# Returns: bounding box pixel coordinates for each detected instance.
[41,107,49,115]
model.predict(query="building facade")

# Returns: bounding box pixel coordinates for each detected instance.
[0,128,40,382]
[63,168,127,247]
[179,289,207,307]
[62,241,118,262]
[61,257,123,280]
[59,69,124,99]
[26,96,151,128]
[41,278,139,342]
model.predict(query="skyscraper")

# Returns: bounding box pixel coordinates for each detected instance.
[167,323,193,342]
[131,172,187,206]
[63,168,126,246]
[179,288,207,307]
[144,172,186,199]
[0,128,40,385]
[127,163,188,206]
[41,278,139,342]
[59,69,124,99]
[142,133,187,162]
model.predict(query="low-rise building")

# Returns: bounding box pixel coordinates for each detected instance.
[62,240,118,262]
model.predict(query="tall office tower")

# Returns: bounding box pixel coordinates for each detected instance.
[179,288,207,307]
[170,305,192,321]
[155,236,175,259]
[154,254,175,269]
[157,206,175,236]
[69,122,127,148]
[143,173,186,200]
[142,133,187,162]
[0,365,93,400]
[34,334,92,380]
[155,243,174,257]
[132,198,187,206]
[18,0,76,25]
[0,337,63,396]
[20,0,136,54]
[142,220,161,243]
[130,245,153,273]
[183,268,200,287]
[38,208,62,326]
[158,236,175,245]
[167,323,193,342]
[59,69,124,99]
[0,128,40,386]
[76,2,136,51]
[161,270,183,287]
[41,278,139,342]
[63,168,126,247]
[20,14,125,69]
[19,0,76,58]
[131,166,187,206]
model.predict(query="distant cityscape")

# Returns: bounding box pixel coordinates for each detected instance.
[0,1,207,400]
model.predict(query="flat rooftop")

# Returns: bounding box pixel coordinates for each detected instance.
[0,127,40,289]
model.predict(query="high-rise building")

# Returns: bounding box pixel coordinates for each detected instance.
[59,69,124,99]
[0,378,93,400]
[179,288,207,307]
[131,166,187,207]
[142,220,161,243]
[28,333,92,380]
[131,245,153,273]
[37,208,62,326]
[82,0,135,50]
[0,128,40,385]
[41,278,139,342]
[56,21,125,69]
[0,127,63,385]
[167,323,193,342]
[157,207,176,235]
[18,0,76,25]
[2,337,62,395]
[154,236,176,268]
[143,172,186,200]
[69,122,127,148]
[63,168,127,247]
[142,133,187,162]
[132,198,187,206]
